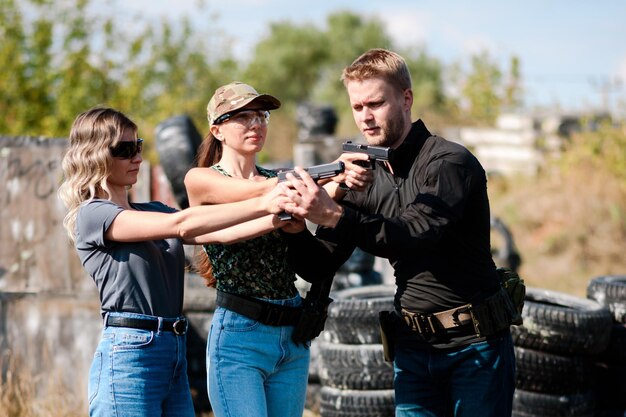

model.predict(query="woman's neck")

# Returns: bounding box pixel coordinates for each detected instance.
[218,151,258,179]
[104,186,132,209]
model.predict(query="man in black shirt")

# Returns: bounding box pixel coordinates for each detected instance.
[281,48,515,416]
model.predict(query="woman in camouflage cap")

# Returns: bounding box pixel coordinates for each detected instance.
[188,81,310,417]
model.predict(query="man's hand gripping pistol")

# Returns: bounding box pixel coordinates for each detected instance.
[276,161,345,221]
[342,140,392,169]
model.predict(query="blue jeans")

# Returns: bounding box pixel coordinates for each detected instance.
[88,312,194,417]
[207,295,310,417]
[394,332,515,417]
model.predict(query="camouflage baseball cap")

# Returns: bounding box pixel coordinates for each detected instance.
[207,81,281,126]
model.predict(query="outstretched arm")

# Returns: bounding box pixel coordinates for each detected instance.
[185,153,373,206]
[105,183,290,243]
[185,166,277,206]
[189,215,305,245]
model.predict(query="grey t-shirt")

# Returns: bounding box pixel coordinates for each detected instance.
[75,199,185,318]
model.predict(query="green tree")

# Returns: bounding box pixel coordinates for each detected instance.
[316,11,393,135]
[48,0,117,135]
[0,0,28,134]
[243,22,329,104]
[503,55,523,111]
[461,51,503,124]
[403,48,447,116]
[0,1,522,163]
[0,0,235,154]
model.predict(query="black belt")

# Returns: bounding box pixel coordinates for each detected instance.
[105,315,188,335]
[400,287,513,338]
[216,291,302,327]
[401,304,474,336]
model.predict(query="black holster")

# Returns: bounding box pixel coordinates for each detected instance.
[291,295,333,345]
[379,310,396,362]
[497,267,525,325]
[470,285,522,337]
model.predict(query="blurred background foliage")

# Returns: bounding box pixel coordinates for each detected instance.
[0,0,522,162]
[1,0,625,295]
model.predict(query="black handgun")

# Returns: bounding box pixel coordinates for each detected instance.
[342,140,392,169]
[277,161,345,220]
[277,161,345,182]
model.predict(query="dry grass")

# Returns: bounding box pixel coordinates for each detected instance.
[489,128,626,297]
[0,353,316,417]
[0,352,84,417]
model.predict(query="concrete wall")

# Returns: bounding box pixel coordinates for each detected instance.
[0,136,86,292]
[0,136,215,411]
[0,136,102,402]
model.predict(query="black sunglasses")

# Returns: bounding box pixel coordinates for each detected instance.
[110,138,143,159]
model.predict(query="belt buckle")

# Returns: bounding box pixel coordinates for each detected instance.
[417,314,437,335]
[172,319,188,335]
[451,305,471,326]
[465,304,482,337]
[403,310,436,336]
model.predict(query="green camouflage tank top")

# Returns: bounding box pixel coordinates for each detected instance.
[203,165,297,299]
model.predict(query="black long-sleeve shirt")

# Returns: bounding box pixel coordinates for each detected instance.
[284,120,501,346]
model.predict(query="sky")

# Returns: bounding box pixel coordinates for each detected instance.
[104,0,626,114]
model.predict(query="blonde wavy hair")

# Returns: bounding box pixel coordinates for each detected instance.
[58,107,137,242]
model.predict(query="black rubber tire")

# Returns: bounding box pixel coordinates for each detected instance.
[319,386,395,417]
[511,287,613,355]
[594,411,626,417]
[309,338,321,383]
[605,323,626,364]
[154,114,203,209]
[318,342,394,390]
[512,388,595,417]
[587,275,626,324]
[323,285,395,345]
[514,346,594,394]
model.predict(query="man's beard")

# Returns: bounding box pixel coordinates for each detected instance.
[368,114,406,148]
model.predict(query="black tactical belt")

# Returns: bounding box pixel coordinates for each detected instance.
[401,304,474,336]
[105,315,188,335]
[216,290,302,327]
[401,287,513,338]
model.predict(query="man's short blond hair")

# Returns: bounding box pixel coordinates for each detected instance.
[341,48,412,93]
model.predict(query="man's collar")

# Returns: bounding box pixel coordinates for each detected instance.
[388,120,431,177]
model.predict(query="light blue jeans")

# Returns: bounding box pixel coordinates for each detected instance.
[394,332,515,417]
[88,312,194,417]
[207,295,310,417]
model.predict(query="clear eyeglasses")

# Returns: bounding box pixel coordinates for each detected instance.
[214,110,270,128]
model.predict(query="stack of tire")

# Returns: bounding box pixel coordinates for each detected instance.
[316,285,396,417]
[511,286,614,417]
[586,275,626,416]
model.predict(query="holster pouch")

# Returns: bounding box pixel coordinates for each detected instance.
[291,296,333,345]
[379,310,396,362]
[470,284,525,337]
[497,267,525,325]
